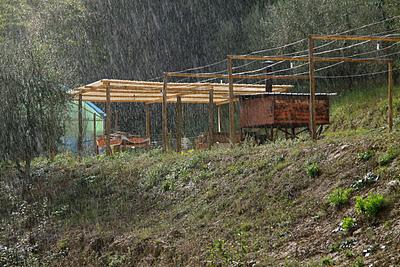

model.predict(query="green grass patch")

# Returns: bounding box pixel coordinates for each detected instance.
[306,163,320,178]
[355,193,387,217]
[328,188,353,208]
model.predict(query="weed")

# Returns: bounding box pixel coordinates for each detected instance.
[355,194,387,217]
[306,163,320,177]
[344,249,354,258]
[353,257,364,267]
[378,147,400,166]
[328,188,353,207]
[321,256,333,266]
[341,217,356,232]
[357,150,374,161]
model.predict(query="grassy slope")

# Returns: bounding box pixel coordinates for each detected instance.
[1,87,400,267]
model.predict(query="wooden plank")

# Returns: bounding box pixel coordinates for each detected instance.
[145,104,151,139]
[93,113,98,155]
[77,94,83,156]
[162,74,168,152]
[208,89,214,149]
[311,34,400,42]
[228,58,235,143]
[388,61,394,132]
[105,81,112,155]
[308,37,317,140]
[176,96,183,153]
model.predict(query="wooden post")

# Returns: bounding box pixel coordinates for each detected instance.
[208,89,214,149]
[308,36,317,140]
[162,74,169,152]
[388,61,394,132]
[227,57,235,143]
[105,81,112,155]
[176,96,183,153]
[217,105,222,133]
[93,113,98,155]
[77,93,83,156]
[114,109,119,131]
[145,104,151,139]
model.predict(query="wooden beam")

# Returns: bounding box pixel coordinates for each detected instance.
[162,74,168,152]
[93,113,98,155]
[228,58,235,143]
[388,61,394,132]
[145,104,151,140]
[228,55,392,64]
[105,81,112,155]
[208,89,215,149]
[308,36,317,140]
[311,34,400,42]
[166,72,308,80]
[176,96,183,153]
[77,94,83,156]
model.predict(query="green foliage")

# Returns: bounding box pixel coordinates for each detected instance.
[357,150,374,161]
[321,256,334,266]
[353,257,365,267]
[328,188,353,207]
[341,217,356,232]
[355,194,387,217]
[378,147,400,166]
[306,163,320,178]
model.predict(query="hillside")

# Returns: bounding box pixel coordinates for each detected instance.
[1,90,400,266]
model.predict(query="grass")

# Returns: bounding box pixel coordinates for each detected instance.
[355,193,387,218]
[328,188,353,208]
[1,85,400,265]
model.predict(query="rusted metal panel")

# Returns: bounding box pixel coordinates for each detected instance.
[240,97,274,128]
[239,93,331,128]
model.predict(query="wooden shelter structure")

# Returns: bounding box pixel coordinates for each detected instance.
[71,79,293,154]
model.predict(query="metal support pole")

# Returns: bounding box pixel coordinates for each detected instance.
[93,113,98,155]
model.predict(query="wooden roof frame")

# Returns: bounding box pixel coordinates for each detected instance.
[71,79,293,105]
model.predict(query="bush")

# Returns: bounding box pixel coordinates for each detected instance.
[328,188,353,207]
[355,194,387,217]
[378,148,400,166]
[341,217,356,232]
[306,163,320,177]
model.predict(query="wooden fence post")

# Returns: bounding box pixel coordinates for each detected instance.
[388,61,394,132]
[308,36,317,140]
[145,104,151,139]
[77,93,83,156]
[93,113,98,155]
[227,57,235,143]
[176,96,183,153]
[208,89,214,149]
[105,81,112,155]
[162,74,169,152]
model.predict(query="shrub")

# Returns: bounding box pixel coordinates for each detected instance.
[357,150,374,161]
[378,148,400,166]
[328,188,353,207]
[355,194,387,217]
[341,217,356,232]
[306,163,320,177]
